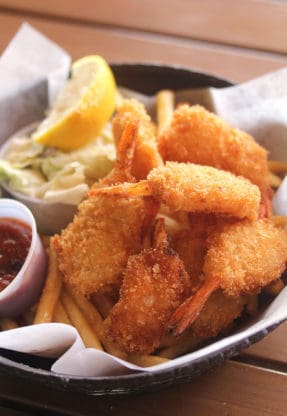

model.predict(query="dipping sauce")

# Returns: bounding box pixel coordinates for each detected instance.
[0,218,32,292]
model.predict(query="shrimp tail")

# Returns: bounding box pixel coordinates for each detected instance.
[168,275,220,336]
[89,180,152,198]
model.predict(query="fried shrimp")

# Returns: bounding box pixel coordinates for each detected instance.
[52,195,145,296]
[52,123,147,296]
[204,219,287,297]
[98,121,138,186]
[158,105,269,189]
[169,219,287,335]
[104,219,191,354]
[93,162,261,220]
[112,98,162,180]
[191,290,246,338]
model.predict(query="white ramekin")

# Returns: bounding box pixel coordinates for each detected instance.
[0,198,47,317]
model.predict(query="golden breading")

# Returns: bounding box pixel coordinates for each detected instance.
[105,246,190,354]
[147,162,261,220]
[171,229,205,284]
[158,105,269,188]
[191,290,246,338]
[204,219,287,297]
[98,122,138,186]
[169,219,287,336]
[113,99,154,145]
[112,98,162,180]
[52,194,145,296]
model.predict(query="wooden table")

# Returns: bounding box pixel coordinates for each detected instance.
[0,1,287,414]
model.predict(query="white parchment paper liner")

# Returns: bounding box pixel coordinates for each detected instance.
[1,23,287,377]
[0,23,70,146]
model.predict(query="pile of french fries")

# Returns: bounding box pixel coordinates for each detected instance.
[1,90,287,367]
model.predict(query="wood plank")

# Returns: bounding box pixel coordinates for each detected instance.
[114,362,287,416]
[0,0,286,54]
[0,361,286,415]
[0,12,287,83]
[244,321,287,364]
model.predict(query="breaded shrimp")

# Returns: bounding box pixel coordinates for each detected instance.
[113,99,154,146]
[52,123,146,295]
[158,105,269,189]
[104,219,191,354]
[112,98,162,180]
[95,122,138,187]
[191,290,246,338]
[52,194,145,296]
[93,162,261,221]
[204,219,287,297]
[159,290,246,358]
[169,219,287,335]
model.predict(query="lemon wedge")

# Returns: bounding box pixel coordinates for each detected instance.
[33,55,116,151]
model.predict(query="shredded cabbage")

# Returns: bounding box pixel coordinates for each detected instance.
[0,122,116,204]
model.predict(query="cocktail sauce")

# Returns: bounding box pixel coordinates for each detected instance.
[0,218,32,292]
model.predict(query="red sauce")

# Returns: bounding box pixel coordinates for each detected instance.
[0,218,32,292]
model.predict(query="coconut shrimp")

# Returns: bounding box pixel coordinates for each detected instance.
[104,219,191,354]
[169,219,287,335]
[52,123,148,296]
[92,162,261,221]
[112,98,162,180]
[158,105,269,189]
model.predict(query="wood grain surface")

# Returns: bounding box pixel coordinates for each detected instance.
[0,11,286,83]
[0,0,286,53]
[0,361,286,416]
[245,321,287,364]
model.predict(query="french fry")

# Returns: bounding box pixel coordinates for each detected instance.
[53,300,71,325]
[34,246,62,324]
[268,160,287,173]
[264,278,285,296]
[60,288,103,350]
[272,215,287,228]
[156,89,174,136]
[128,354,169,367]
[268,172,282,188]
[66,286,127,360]
[0,318,18,330]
